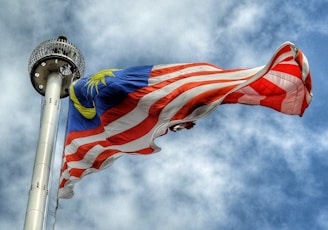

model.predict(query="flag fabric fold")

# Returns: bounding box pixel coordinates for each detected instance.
[58,42,312,198]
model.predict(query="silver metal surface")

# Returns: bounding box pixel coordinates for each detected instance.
[24,73,62,230]
[24,36,85,230]
[28,36,85,98]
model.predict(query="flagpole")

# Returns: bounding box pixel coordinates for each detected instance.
[24,36,85,230]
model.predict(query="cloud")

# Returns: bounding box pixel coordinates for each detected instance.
[317,208,328,229]
[52,103,328,229]
[0,0,327,229]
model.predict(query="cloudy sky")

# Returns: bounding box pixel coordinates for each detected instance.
[1,0,328,229]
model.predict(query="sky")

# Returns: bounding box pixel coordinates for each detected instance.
[0,0,327,229]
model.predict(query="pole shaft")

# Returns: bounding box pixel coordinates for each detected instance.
[24,72,62,230]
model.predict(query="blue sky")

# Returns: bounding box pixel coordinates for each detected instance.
[0,0,327,229]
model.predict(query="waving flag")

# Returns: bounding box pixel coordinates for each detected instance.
[59,42,312,198]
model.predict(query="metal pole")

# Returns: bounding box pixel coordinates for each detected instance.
[24,72,62,230]
[24,36,85,230]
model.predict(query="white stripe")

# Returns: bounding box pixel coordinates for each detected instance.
[272,51,294,68]
[237,86,266,105]
[65,67,261,153]
[151,63,223,72]
[264,70,304,114]
[66,44,294,155]
[66,150,124,172]
[64,80,250,170]
[149,64,243,86]
[65,81,243,164]
[60,42,303,198]
[63,47,292,161]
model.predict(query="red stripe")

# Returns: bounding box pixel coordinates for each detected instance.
[223,65,307,112]
[252,77,286,111]
[66,48,290,152]
[60,44,312,193]
[150,63,223,78]
[296,50,312,92]
[66,44,295,151]
[69,168,85,178]
[90,149,121,170]
[65,125,105,146]
[63,65,231,184]
[274,44,293,63]
[64,65,266,166]
[65,64,249,146]
[59,178,67,188]
[65,141,106,161]
[272,63,302,79]
[106,78,244,145]
[264,44,293,73]
[171,84,239,120]
[64,68,234,167]
[296,50,312,115]
[100,69,249,129]
[61,162,67,172]
[60,146,155,189]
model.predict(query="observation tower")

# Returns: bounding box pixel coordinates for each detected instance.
[24,36,85,230]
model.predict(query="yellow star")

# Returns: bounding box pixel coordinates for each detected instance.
[86,69,119,95]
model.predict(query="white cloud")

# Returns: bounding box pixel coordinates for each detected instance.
[0,0,327,229]
[52,104,328,229]
[317,208,328,229]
